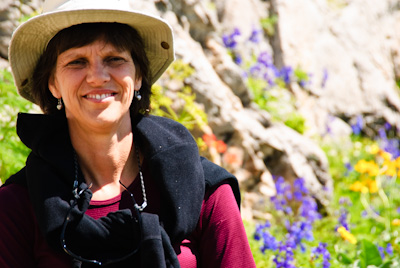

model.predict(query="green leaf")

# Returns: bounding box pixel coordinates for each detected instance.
[358,239,382,268]
[337,252,353,264]
[379,261,392,268]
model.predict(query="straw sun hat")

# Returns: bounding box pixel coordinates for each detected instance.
[8,0,175,104]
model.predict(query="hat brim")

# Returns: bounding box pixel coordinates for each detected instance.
[9,9,174,103]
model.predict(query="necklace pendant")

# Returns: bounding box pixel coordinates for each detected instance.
[135,201,147,212]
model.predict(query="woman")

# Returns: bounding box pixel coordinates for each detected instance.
[0,0,256,267]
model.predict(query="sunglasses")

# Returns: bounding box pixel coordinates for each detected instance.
[60,180,143,266]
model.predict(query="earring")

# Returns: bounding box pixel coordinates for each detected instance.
[134,90,142,101]
[57,98,63,110]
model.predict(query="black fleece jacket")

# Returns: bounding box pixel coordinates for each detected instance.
[4,112,240,267]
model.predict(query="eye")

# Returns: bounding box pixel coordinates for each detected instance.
[106,56,126,65]
[66,58,87,67]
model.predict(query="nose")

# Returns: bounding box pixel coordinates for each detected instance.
[86,59,110,86]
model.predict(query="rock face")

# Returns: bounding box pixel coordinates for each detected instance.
[271,0,400,137]
[2,0,400,220]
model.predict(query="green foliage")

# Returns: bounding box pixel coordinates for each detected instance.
[327,0,350,9]
[247,76,306,134]
[150,60,208,132]
[0,69,33,183]
[358,239,383,267]
[284,112,307,135]
[294,67,311,87]
[261,15,278,36]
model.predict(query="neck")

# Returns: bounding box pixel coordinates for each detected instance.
[68,114,138,200]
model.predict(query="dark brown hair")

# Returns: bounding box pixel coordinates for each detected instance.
[32,23,151,115]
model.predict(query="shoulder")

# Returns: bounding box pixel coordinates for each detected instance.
[194,182,256,267]
[201,181,239,222]
[0,183,30,212]
[136,115,192,138]
[135,115,198,156]
[200,157,241,207]
[0,183,72,267]
[0,184,36,266]
[0,167,30,214]
[0,183,34,233]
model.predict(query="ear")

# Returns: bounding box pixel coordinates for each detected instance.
[134,77,142,91]
[48,75,62,99]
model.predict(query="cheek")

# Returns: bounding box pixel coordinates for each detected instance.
[122,77,136,95]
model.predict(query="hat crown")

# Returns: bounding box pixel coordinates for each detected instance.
[43,0,132,13]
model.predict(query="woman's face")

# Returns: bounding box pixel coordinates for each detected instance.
[48,39,141,132]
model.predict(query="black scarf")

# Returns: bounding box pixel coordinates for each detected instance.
[5,112,239,267]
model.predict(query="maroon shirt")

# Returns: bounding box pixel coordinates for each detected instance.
[0,167,255,267]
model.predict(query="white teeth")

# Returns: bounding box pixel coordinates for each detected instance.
[86,93,113,100]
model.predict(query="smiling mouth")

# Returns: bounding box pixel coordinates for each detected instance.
[85,93,116,100]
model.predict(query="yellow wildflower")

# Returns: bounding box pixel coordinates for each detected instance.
[379,151,393,162]
[337,226,357,244]
[392,219,400,226]
[395,157,400,169]
[369,144,380,155]
[367,162,380,177]
[354,159,369,173]
[366,180,378,193]
[361,186,369,194]
[349,181,364,192]
[349,179,378,193]
[383,160,397,177]
[354,160,380,176]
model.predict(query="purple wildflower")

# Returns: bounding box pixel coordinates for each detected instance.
[271,177,294,214]
[384,122,392,131]
[273,242,296,268]
[338,207,349,230]
[279,66,293,85]
[287,221,314,250]
[234,54,242,65]
[275,176,286,195]
[361,210,368,218]
[378,132,400,159]
[386,243,393,256]
[222,27,241,49]
[260,231,278,252]
[249,63,262,77]
[293,178,308,200]
[351,115,363,135]
[325,115,336,135]
[378,245,385,259]
[254,222,278,253]
[321,68,329,88]
[378,127,387,140]
[257,52,273,68]
[344,162,353,176]
[312,243,331,268]
[263,72,276,87]
[299,196,321,223]
[249,27,262,43]
[254,222,270,241]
